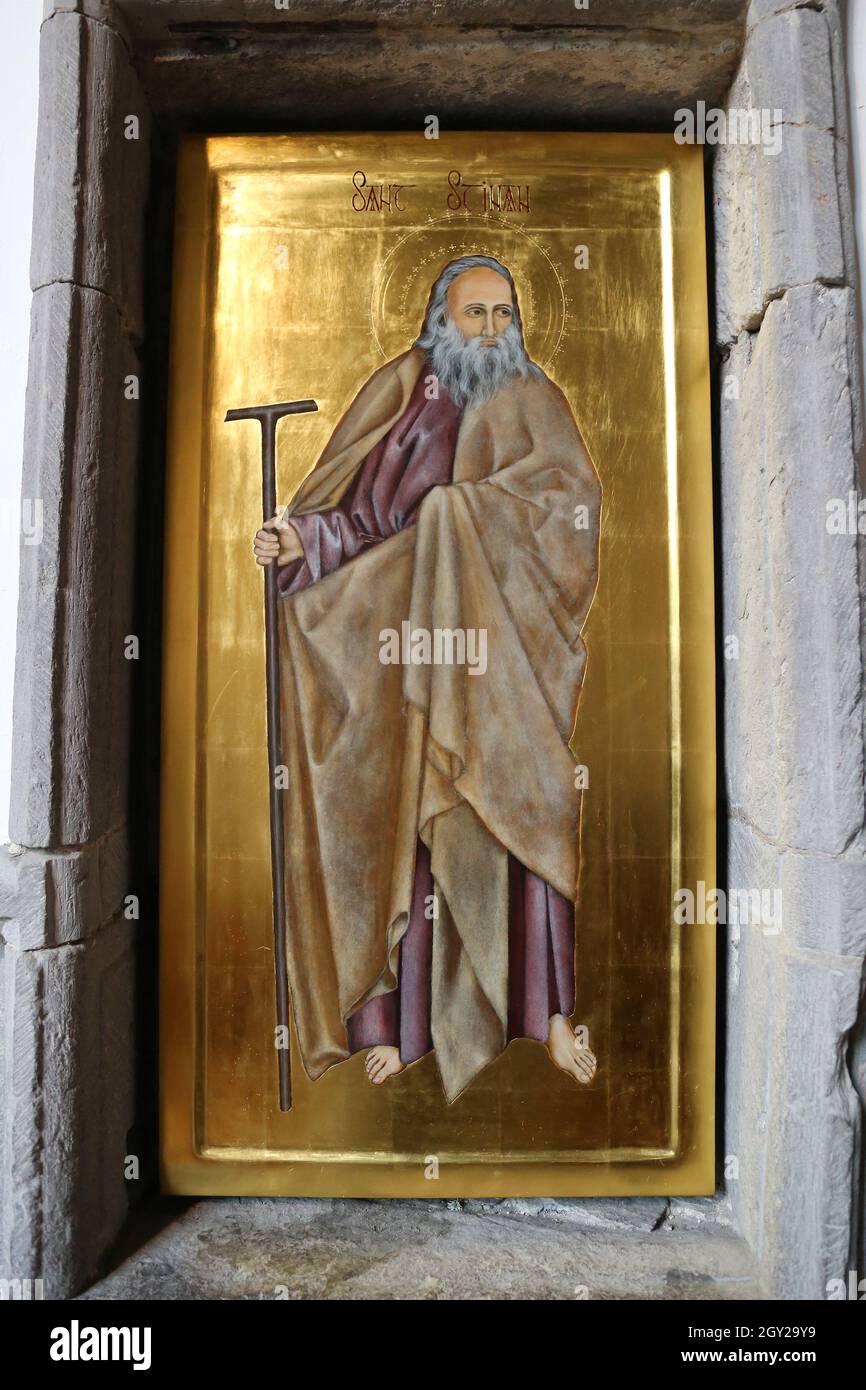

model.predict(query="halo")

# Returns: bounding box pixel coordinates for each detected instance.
[370,213,568,370]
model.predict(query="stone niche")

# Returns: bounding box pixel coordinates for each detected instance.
[0,0,863,1300]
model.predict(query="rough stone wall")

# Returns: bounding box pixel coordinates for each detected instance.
[0,0,758,1301]
[0,2,153,1296]
[715,0,866,1299]
[114,0,748,128]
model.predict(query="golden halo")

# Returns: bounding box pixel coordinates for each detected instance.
[370,213,568,370]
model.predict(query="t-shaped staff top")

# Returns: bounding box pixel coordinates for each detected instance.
[225,399,318,428]
[226,398,318,520]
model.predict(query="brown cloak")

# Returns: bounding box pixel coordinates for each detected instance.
[278,346,601,1101]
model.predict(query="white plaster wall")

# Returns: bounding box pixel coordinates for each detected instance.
[0,5,40,847]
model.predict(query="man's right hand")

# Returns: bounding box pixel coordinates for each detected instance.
[253,513,305,567]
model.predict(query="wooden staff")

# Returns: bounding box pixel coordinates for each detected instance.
[225,398,318,1111]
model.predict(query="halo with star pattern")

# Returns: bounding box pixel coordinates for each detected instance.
[370,212,569,371]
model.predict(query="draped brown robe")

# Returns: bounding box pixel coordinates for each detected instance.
[277,346,601,1101]
[279,369,578,1066]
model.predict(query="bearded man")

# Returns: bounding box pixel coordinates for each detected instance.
[253,255,602,1102]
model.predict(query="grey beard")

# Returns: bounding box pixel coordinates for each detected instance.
[427,319,535,409]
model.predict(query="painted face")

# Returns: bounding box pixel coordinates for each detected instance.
[446,267,515,346]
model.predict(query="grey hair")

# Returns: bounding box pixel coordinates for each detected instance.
[415,255,530,351]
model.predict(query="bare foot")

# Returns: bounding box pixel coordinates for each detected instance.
[546,1014,597,1085]
[364,1045,405,1085]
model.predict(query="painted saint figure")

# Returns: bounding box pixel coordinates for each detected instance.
[253,256,602,1102]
